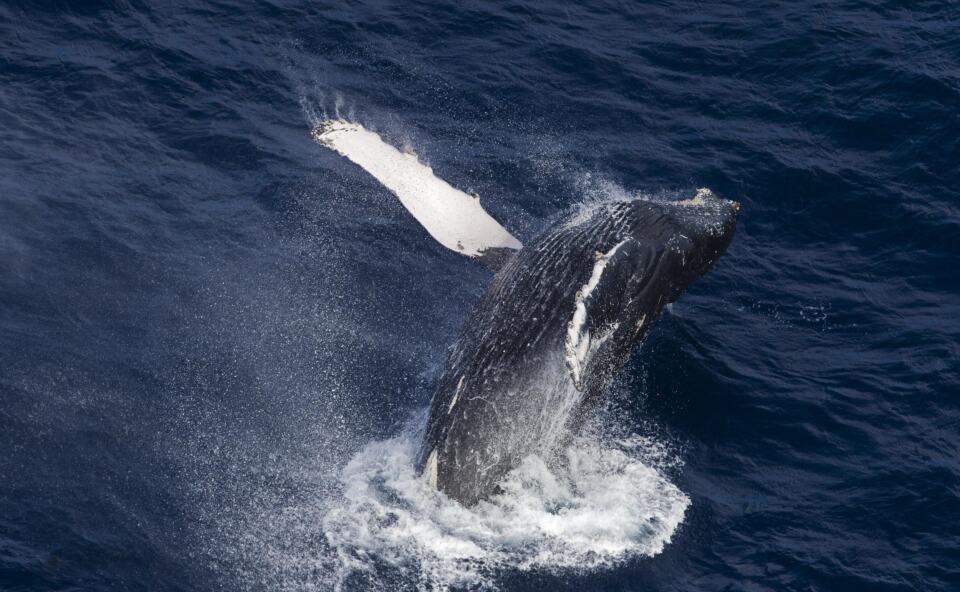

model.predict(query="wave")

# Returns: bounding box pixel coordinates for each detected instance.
[321,426,689,590]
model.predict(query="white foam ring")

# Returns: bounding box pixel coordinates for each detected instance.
[321,430,689,590]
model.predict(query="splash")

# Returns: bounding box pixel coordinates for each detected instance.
[322,429,689,590]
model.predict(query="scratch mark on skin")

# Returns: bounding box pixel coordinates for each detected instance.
[447,376,466,413]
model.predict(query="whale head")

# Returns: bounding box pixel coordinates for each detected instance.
[652,188,739,299]
[561,189,738,395]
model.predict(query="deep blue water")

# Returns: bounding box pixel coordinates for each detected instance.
[2,1,959,590]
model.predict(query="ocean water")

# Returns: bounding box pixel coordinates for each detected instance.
[1,1,958,591]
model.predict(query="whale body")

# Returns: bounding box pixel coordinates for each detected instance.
[314,120,737,506]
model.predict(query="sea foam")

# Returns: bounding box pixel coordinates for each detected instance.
[321,428,689,590]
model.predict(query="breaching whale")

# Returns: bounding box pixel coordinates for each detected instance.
[314,120,738,506]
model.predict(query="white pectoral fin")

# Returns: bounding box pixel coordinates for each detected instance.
[313,120,522,258]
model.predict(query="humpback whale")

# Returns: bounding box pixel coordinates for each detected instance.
[314,120,738,506]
